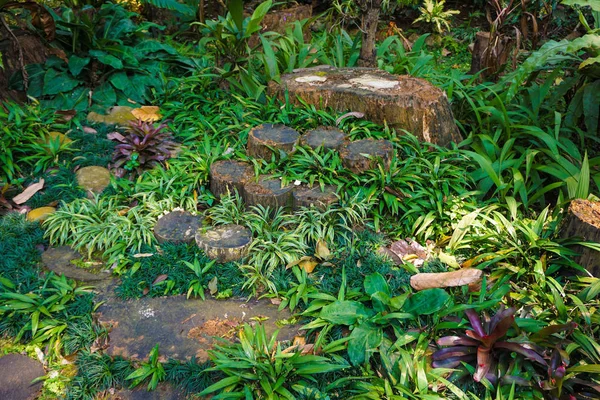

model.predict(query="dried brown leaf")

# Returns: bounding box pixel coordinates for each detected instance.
[131,106,162,122]
[153,274,168,285]
[410,269,483,291]
[13,179,45,204]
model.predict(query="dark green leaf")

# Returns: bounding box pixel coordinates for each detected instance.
[68,55,90,77]
[402,288,450,316]
[42,68,81,95]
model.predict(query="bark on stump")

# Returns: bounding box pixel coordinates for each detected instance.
[243,176,294,210]
[195,224,252,263]
[247,124,300,160]
[300,126,346,150]
[293,185,338,210]
[154,211,202,244]
[268,67,461,147]
[249,4,312,47]
[562,199,600,276]
[209,160,254,199]
[340,139,394,173]
[468,31,513,79]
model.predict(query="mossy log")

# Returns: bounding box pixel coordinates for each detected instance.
[209,160,254,199]
[247,124,300,160]
[195,224,252,262]
[561,199,600,276]
[293,185,338,210]
[268,67,461,147]
[243,176,294,210]
[154,211,202,244]
[340,139,394,173]
[300,127,346,150]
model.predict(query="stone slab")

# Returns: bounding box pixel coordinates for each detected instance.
[0,354,45,400]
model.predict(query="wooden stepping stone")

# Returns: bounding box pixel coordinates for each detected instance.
[340,139,394,173]
[243,176,294,210]
[247,124,299,160]
[269,67,462,147]
[293,185,338,210]
[0,354,44,400]
[26,206,55,222]
[209,160,254,199]
[195,224,252,262]
[300,126,346,150]
[154,210,202,244]
[42,246,109,282]
[76,166,111,197]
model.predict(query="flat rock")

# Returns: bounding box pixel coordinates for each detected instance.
[42,246,109,282]
[269,67,462,146]
[96,292,299,362]
[154,211,202,244]
[26,206,56,222]
[111,383,184,400]
[0,354,45,400]
[87,106,137,126]
[195,224,252,263]
[76,166,111,197]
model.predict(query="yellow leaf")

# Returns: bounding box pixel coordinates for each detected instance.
[131,106,162,122]
[315,239,331,260]
[299,259,319,273]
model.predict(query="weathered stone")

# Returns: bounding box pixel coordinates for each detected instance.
[76,166,111,197]
[243,176,294,210]
[41,246,109,282]
[293,185,338,210]
[340,139,394,173]
[269,67,461,146]
[0,354,44,400]
[154,211,202,244]
[87,106,137,126]
[300,127,346,150]
[247,124,300,160]
[26,206,56,222]
[111,383,184,400]
[209,160,254,199]
[195,224,252,263]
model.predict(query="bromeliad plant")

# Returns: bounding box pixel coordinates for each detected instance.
[111,120,178,178]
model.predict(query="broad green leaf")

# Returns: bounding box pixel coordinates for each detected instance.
[68,55,90,77]
[562,0,600,12]
[247,0,272,35]
[92,83,116,106]
[364,273,390,297]
[319,300,371,325]
[110,72,130,91]
[42,68,81,95]
[89,50,123,69]
[227,0,244,31]
[402,288,450,316]
[347,323,383,366]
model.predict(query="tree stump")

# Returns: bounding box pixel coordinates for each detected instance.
[154,211,202,244]
[562,199,600,276]
[293,185,338,210]
[195,224,252,262]
[268,67,461,146]
[209,160,254,199]
[247,124,300,160]
[340,139,394,173]
[243,176,294,210]
[300,127,346,150]
[468,31,513,80]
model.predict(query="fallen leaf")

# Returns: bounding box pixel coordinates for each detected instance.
[133,253,153,258]
[13,179,45,204]
[82,126,98,134]
[441,48,451,57]
[152,274,168,285]
[316,239,331,260]
[410,269,483,291]
[335,111,365,126]
[131,106,162,122]
[55,109,76,121]
[107,132,126,142]
[208,277,218,295]
[299,259,319,273]
[142,287,150,296]
[270,297,282,305]
[388,238,431,267]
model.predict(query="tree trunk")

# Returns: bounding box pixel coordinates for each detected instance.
[358,0,382,67]
[562,199,600,277]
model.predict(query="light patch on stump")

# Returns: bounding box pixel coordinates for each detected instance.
[295,75,327,84]
[349,75,399,89]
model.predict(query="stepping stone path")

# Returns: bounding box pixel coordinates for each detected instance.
[42,246,110,282]
[209,159,254,199]
[269,67,462,147]
[113,384,184,400]
[87,106,137,126]
[76,165,111,197]
[96,282,299,362]
[340,139,394,173]
[26,206,56,222]
[301,126,347,150]
[293,184,338,210]
[154,211,202,244]
[195,224,252,262]
[0,354,45,400]
[243,175,294,210]
[247,124,299,160]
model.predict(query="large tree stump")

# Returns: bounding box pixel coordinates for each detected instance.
[247,124,300,160]
[209,160,254,199]
[154,211,202,244]
[248,4,312,47]
[195,224,252,262]
[243,176,294,210]
[293,184,338,210]
[562,199,600,276]
[340,139,394,173]
[300,126,346,150]
[268,67,461,146]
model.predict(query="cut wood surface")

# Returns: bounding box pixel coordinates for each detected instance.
[293,185,338,210]
[243,175,294,210]
[340,139,393,173]
[154,211,202,244]
[247,124,300,160]
[269,67,461,146]
[410,269,482,291]
[562,199,600,276]
[209,160,254,199]
[195,224,252,262]
[300,126,346,150]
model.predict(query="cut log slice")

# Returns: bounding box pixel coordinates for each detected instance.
[300,126,346,150]
[243,176,294,210]
[269,67,462,146]
[293,185,338,210]
[209,160,254,199]
[76,166,111,198]
[562,199,600,276]
[247,124,300,160]
[340,139,394,173]
[195,224,252,263]
[154,211,202,244]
